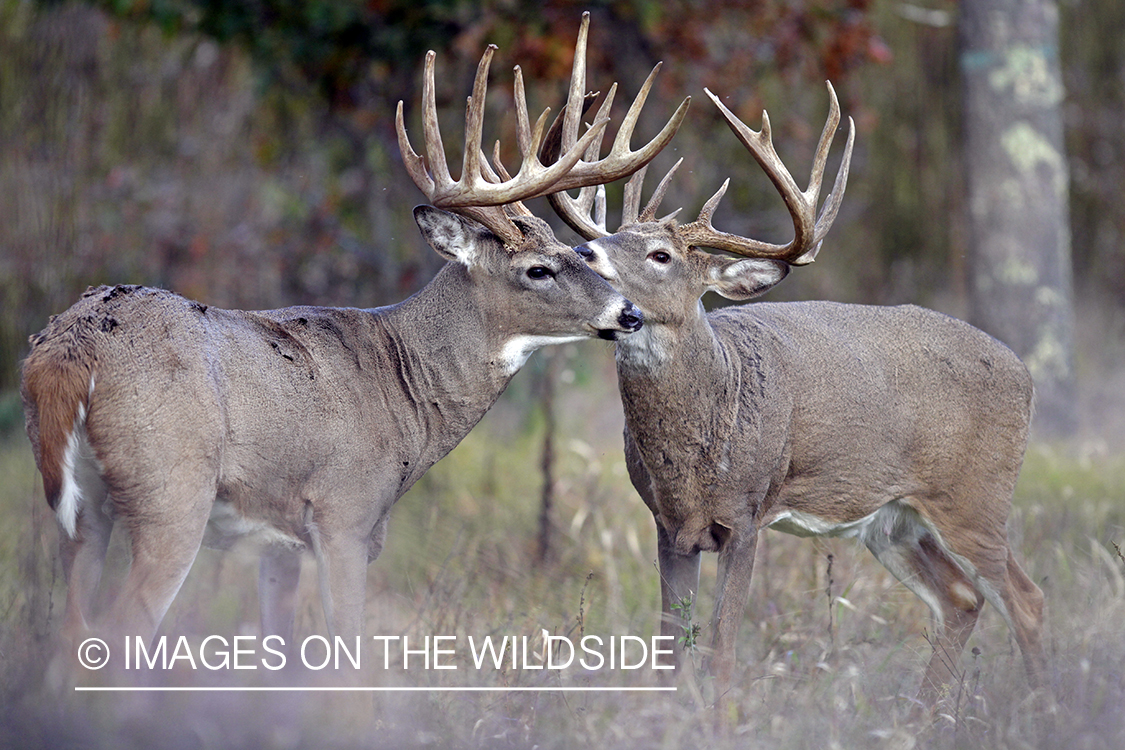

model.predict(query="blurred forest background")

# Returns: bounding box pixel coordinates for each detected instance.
[0,0,1122,447]
[2,3,1125,747]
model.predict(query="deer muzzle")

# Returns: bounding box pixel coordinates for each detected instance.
[619,301,644,331]
[598,301,644,340]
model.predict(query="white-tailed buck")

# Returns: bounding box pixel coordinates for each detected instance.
[21,14,688,651]
[553,85,1046,707]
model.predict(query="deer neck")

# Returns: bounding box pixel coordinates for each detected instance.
[615,303,762,510]
[615,300,728,381]
[615,301,746,438]
[374,263,518,463]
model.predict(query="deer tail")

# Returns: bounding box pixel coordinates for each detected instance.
[20,325,98,540]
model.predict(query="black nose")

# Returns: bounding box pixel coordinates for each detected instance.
[619,302,644,331]
[575,245,594,260]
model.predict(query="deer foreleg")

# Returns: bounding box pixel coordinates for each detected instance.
[655,522,701,669]
[708,527,759,706]
[307,518,369,640]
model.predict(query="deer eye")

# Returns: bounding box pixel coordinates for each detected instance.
[649,251,672,264]
[526,266,553,279]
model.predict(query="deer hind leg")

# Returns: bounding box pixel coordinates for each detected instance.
[58,480,113,649]
[863,502,988,707]
[911,537,1047,703]
[997,549,1046,690]
[102,479,215,645]
[909,494,1046,695]
[865,498,1046,705]
[259,546,302,645]
[908,534,987,707]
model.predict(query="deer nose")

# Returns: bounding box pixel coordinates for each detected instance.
[619,302,644,331]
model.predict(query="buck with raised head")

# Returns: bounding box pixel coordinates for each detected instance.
[553,85,1046,708]
[21,14,688,651]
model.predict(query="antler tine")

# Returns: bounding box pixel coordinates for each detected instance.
[635,157,684,224]
[551,69,690,194]
[547,87,688,237]
[594,184,607,231]
[463,45,614,207]
[396,100,434,196]
[782,82,856,264]
[396,51,447,198]
[488,141,508,182]
[509,90,613,198]
[802,81,840,214]
[620,166,647,227]
[560,12,592,160]
[808,110,855,256]
[460,45,496,196]
[678,86,851,263]
[557,13,621,172]
[511,66,532,160]
[420,50,453,193]
[486,141,535,217]
[541,89,605,238]
[610,65,671,165]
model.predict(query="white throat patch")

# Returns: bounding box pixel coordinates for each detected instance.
[498,335,586,375]
[614,324,673,372]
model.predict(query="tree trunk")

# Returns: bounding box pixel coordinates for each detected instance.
[536,349,558,564]
[960,0,1077,438]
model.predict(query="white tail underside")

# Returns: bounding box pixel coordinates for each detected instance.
[57,378,101,539]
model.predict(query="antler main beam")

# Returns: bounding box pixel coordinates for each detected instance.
[679,84,855,265]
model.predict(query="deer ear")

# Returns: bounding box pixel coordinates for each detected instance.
[705,257,789,300]
[413,205,492,267]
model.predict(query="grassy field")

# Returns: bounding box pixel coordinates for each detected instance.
[1,348,1123,749]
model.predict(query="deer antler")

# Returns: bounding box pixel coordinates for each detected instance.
[677,84,855,265]
[555,83,855,267]
[396,12,686,248]
[541,15,690,241]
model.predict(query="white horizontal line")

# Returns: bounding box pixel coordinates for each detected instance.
[75,686,677,693]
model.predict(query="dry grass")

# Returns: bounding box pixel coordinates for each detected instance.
[1,349,1124,749]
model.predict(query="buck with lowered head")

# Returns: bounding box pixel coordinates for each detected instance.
[21,13,687,652]
[554,85,1046,708]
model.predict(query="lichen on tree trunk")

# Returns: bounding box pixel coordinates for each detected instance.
[960,0,1077,438]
